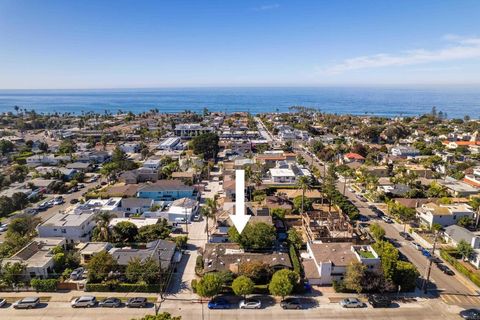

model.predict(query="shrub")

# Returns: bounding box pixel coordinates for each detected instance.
[191,279,197,293]
[30,279,58,292]
[85,282,161,292]
[440,249,480,288]
[289,244,302,275]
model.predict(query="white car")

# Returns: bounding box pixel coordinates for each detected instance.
[411,242,422,250]
[239,298,261,309]
[340,298,365,308]
[381,216,393,223]
[0,224,8,232]
[0,298,6,307]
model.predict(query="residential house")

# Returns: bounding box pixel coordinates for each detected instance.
[2,237,66,279]
[416,202,475,228]
[343,153,365,164]
[202,243,292,274]
[78,242,113,265]
[120,198,155,215]
[109,239,177,270]
[143,159,162,170]
[303,242,380,285]
[464,167,480,188]
[439,177,479,197]
[390,146,420,158]
[158,137,182,150]
[109,217,160,229]
[37,211,97,243]
[137,180,196,201]
[167,197,199,222]
[174,124,213,138]
[444,225,480,268]
[120,142,141,154]
[66,162,93,172]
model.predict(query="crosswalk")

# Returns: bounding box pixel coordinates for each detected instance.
[440,293,480,306]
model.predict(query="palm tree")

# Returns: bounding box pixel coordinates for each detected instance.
[201,206,214,240]
[296,176,313,214]
[203,197,219,240]
[94,211,114,242]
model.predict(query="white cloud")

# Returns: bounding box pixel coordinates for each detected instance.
[323,35,480,74]
[253,4,280,11]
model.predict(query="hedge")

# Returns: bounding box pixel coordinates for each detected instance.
[289,244,303,276]
[85,283,161,293]
[440,249,480,288]
[30,279,58,292]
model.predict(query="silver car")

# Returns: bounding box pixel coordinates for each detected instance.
[70,267,85,280]
[71,296,97,308]
[239,298,261,309]
[13,297,40,309]
[340,298,365,308]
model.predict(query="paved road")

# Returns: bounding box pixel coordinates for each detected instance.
[296,147,476,298]
[0,298,463,320]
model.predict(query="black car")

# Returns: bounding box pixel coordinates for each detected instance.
[429,256,443,264]
[280,298,303,310]
[437,264,455,275]
[126,297,147,308]
[460,308,480,320]
[368,295,392,308]
[399,231,413,241]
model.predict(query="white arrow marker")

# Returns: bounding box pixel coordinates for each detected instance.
[229,169,251,233]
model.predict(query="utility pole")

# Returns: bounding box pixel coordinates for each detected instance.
[422,231,439,294]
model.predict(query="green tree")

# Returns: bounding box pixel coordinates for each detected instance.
[292,195,313,214]
[203,197,219,239]
[369,223,385,241]
[126,257,160,284]
[59,139,76,154]
[287,228,303,250]
[268,269,298,299]
[238,261,272,284]
[136,221,171,242]
[196,273,224,298]
[113,221,138,242]
[372,241,399,281]
[457,240,474,261]
[229,222,276,250]
[232,275,254,298]
[190,132,219,160]
[93,211,114,242]
[393,261,419,292]
[131,312,181,320]
[0,262,26,289]
[344,262,366,293]
[295,176,313,214]
[86,251,118,283]
[0,140,14,155]
[457,216,474,228]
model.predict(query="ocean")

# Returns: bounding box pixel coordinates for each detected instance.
[0,87,479,119]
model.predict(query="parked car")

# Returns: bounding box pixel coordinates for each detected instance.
[239,298,261,309]
[0,224,8,232]
[70,199,79,204]
[368,295,392,308]
[193,214,201,221]
[340,298,365,308]
[437,264,455,276]
[207,297,230,309]
[381,216,393,223]
[421,248,432,258]
[126,297,148,308]
[53,197,64,205]
[460,308,480,320]
[99,297,122,308]
[71,296,97,308]
[429,256,442,264]
[280,298,303,309]
[23,208,38,216]
[411,242,422,250]
[70,267,85,280]
[13,297,40,309]
[0,298,7,308]
[399,231,413,241]
[359,215,369,222]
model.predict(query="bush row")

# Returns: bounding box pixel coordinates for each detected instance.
[440,249,480,288]
[85,283,161,293]
[30,279,58,292]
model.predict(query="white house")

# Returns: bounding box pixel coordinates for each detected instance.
[120,142,140,154]
[167,197,199,222]
[416,202,475,228]
[143,159,161,170]
[1,237,66,279]
[304,242,381,285]
[390,145,420,158]
[444,225,480,269]
[37,211,97,243]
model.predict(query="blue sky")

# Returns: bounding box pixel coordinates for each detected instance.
[1,0,480,89]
